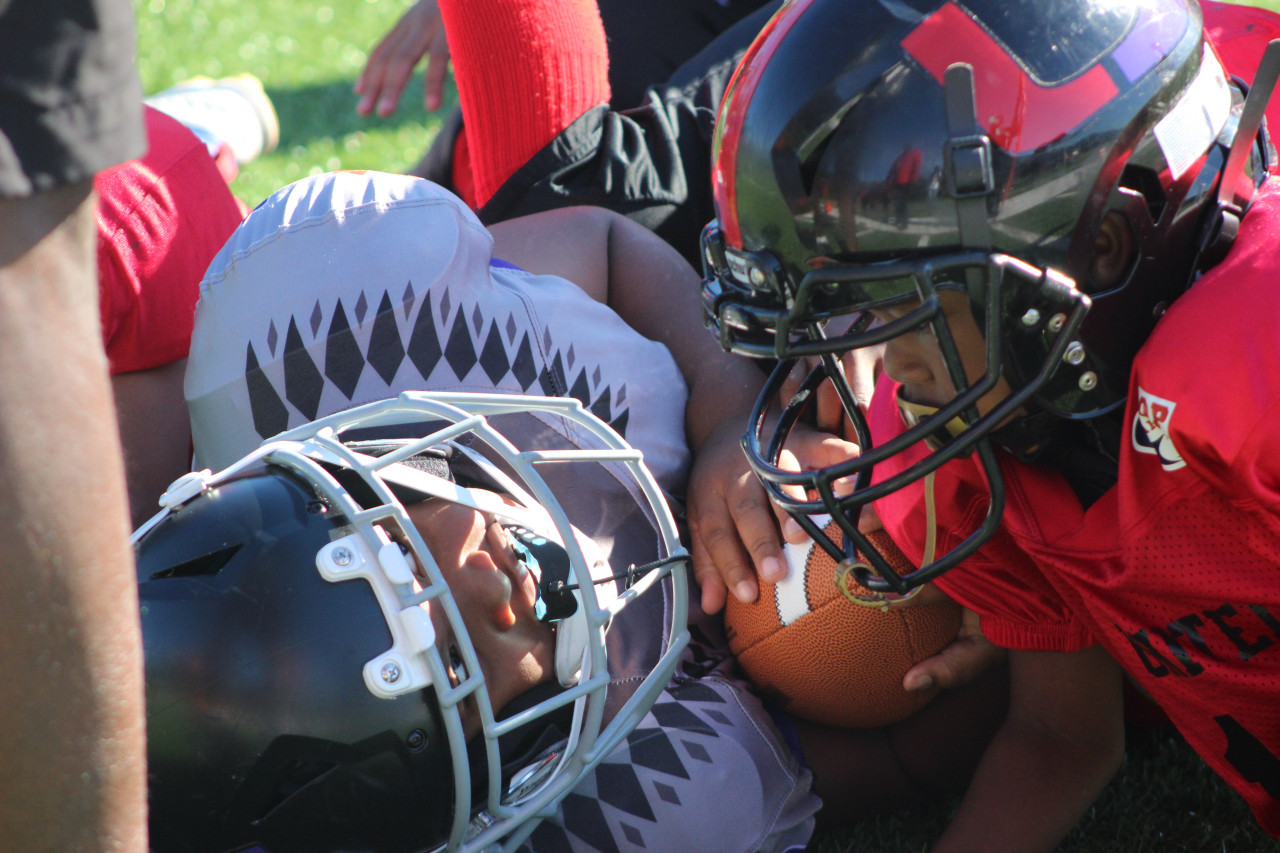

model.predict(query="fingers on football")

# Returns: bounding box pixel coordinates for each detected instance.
[689,490,787,611]
[902,632,1008,693]
[778,358,816,405]
[690,536,732,616]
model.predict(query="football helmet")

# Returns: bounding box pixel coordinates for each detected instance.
[700,0,1274,593]
[136,391,689,852]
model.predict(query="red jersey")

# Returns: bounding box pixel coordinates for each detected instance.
[871,180,1280,835]
[1018,179,1280,836]
[95,106,244,375]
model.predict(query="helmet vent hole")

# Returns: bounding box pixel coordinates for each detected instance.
[148,544,242,580]
[1119,165,1167,223]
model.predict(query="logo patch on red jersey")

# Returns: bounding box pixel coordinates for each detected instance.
[1132,387,1186,471]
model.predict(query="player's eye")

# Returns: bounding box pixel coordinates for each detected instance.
[447,643,468,686]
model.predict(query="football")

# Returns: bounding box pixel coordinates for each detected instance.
[724,520,963,728]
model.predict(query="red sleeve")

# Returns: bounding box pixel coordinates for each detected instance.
[439,0,610,208]
[95,106,245,375]
[1126,182,1280,510]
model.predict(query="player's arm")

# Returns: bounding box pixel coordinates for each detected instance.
[489,206,784,611]
[0,183,147,852]
[931,644,1125,853]
[490,205,763,446]
[112,360,193,529]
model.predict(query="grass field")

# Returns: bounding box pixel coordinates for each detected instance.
[133,2,1280,851]
[134,0,459,208]
[813,723,1280,853]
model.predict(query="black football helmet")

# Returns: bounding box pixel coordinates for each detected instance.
[700,0,1274,593]
[136,391,688,852]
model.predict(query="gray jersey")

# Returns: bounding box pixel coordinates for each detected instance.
[186,171,819,852]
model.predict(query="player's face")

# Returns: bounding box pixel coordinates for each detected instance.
[869,289,1014,418]
[406,494,557,738]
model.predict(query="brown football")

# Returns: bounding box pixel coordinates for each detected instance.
[725,522,962,728]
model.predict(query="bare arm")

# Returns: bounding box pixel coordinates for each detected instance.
[112,359,192,529]
[932,644,1125,853]
[0,184,146,851]
[489,206,763,451]
[490,208,787,610]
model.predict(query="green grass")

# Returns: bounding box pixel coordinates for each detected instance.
[813,726,1280,853]
[132,1,1280,850]
[134,0,458,209]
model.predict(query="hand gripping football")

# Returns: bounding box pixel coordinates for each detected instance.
[725,521,962,728]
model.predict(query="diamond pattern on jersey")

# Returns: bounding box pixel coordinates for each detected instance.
[620,823,645,847]
[283,319,323,419]
[406,292,443,380]
[650,701,716,736]
[626,727,689,779]
[324,299,364,398]
[368,291,406,383]
[558,794,619,853]
[241,282,631,442]
[444,308,477,379]
[246,345,287,439]
[512,684,738,852]
[595,763,655,821]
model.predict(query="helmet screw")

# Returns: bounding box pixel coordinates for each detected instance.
[1078,371,1098,391]
[332,546,354,567]
[1063,342,1087,366]
[1047,313,1067,333]
[749,267,767,288]
[380,661,402,684]
[1020,308,1041,327]
[406,729,428,752]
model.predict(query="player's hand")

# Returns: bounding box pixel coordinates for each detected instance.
[688,345,879,614]
[686,417,863,614]
[355,0,451,116]
[771,348,882,537]
[687,417,780,615]
[772,423,865,543]
[902,606,1006,692]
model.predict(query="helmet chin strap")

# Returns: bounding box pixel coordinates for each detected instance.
[941,63,994,253]
[1196,38,1280,271]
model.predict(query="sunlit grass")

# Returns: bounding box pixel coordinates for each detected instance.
[134,0,457,208]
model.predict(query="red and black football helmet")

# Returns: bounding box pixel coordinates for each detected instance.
[701,0,1274,593]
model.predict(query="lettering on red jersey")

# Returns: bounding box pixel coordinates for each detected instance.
[1121,604,1280,679]
[1132,386,1186,471]
[1118,605,1280,811]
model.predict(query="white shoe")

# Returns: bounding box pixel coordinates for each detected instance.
[147,74,280,165]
